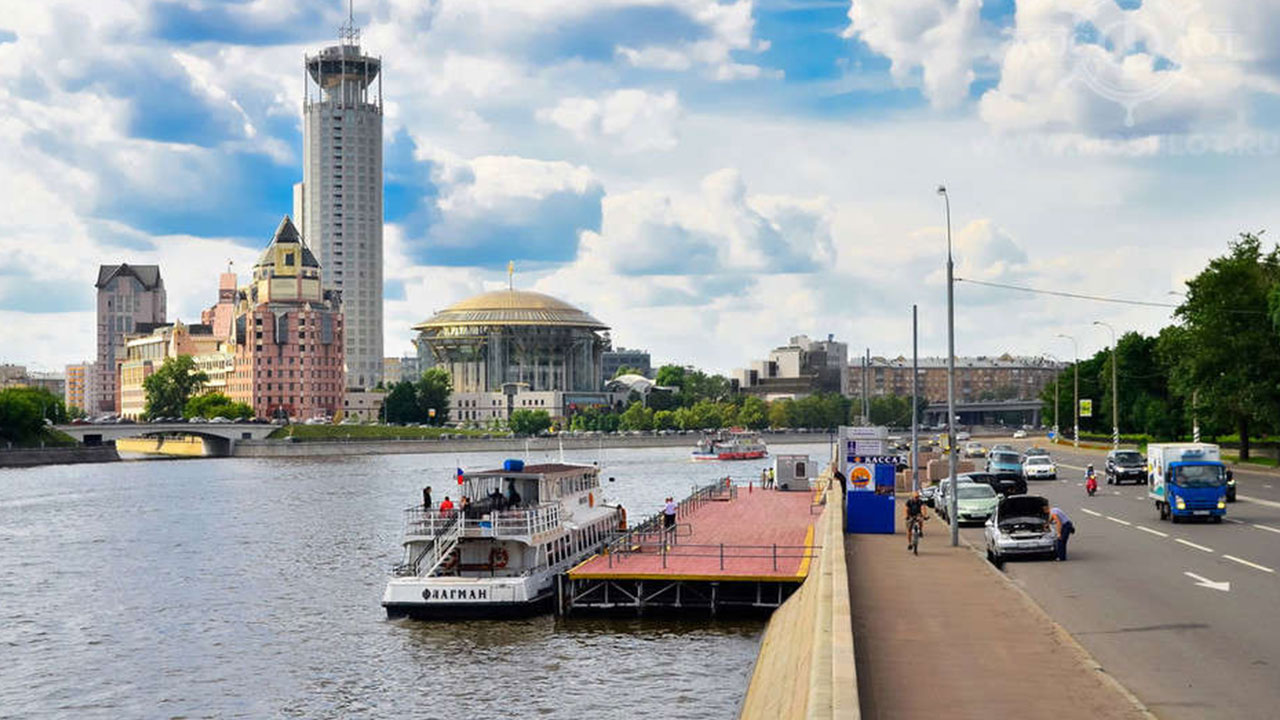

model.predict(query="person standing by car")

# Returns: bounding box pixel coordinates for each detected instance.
[1048,504,1074,560]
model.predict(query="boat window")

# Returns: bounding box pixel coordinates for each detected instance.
[795,462,806,478]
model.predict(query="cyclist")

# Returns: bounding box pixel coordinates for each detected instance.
[905,490,928,551]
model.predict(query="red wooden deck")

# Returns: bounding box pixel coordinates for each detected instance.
[568,487,820,582]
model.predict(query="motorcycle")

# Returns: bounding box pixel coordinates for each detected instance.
[1086,472,1098,497]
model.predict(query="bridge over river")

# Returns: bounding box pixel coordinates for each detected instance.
[56,423,276,456]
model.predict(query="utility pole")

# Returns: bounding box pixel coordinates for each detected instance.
[862,348,870,424]
[938,185,958,547]
[1058,334,1079,449]
[1094,321,1119,448]
[1192,388,1200,443]
[912,304,919,493]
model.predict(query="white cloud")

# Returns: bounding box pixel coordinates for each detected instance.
[844,0,985,109]
[539,89,681,152]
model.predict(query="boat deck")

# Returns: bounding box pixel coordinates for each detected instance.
[568,485,820,582]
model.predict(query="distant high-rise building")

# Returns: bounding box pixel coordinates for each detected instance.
[227,217,344,421]
[294,11,383,391]
[602,347,652,380]
[64,362,95,413]
[94,264,166,413]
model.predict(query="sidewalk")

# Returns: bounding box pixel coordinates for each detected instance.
[846,525,1150,720]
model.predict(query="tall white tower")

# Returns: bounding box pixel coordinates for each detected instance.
[295,8,383,390]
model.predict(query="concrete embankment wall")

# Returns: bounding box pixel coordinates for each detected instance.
[740,484,857,720]
[116,436,206,457]
[232,432,828,459]
[0,445,120,468]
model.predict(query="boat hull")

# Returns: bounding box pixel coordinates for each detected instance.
[384,592,555,620]
[691,450,769,461]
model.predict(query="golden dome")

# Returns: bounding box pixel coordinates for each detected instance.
[414,289,608,330]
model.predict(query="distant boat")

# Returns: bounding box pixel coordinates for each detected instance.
[691,429,768,461]
[383,461,624,619]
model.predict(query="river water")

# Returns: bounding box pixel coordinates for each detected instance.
[0,441,833,719]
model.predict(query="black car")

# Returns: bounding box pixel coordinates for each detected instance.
[960,471,1027,497]
[1105,449,1147,485]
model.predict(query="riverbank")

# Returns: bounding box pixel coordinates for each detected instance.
[0,444,120,468]
[232,431,832,459]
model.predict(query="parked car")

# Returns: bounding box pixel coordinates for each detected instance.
[984,495,1056,568]
[960,471,1026,497]
[920,483,938,508]
[1012,429,1028,439]
[1022,455,1057,480]
[1105,449,1147,485]
[956,431,972,442]
[986,451,1023,480]
[1021,447,1050,460]
[950,482,1000,524]
[963,441,988,458]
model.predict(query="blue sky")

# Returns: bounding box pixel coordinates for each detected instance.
[3,0,1280,373]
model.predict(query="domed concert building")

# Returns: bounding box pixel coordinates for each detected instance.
[412,289,621,425]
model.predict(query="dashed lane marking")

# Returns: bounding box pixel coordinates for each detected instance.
[1224,518,1245,524]
[1136,526,1168,538]
[1107,516,1132,526]
[1254,524,1280,535]
[1222,555,1275,573]
[1080,508,1103,517]
[1175,538,1215,553]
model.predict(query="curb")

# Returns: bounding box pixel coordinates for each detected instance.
[950,523,1159,720]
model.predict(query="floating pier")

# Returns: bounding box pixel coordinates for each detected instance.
[562,480,825,614]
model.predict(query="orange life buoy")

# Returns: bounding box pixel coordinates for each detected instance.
[489,547,509,569]
[617,506,627,531]
[588,492,594,508]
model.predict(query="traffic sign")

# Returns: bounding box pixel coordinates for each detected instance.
[1080,399,1093,418]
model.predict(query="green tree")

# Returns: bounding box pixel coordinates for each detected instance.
[143,356,208,420]
[509,409,553,436]
[768,398,794,428]
[618,403,654,431]
[653,409,677,430]
[184,391,252,420]
[737,395,768,429]
[383,380,421,424]
[686,400,724,429]
[868,395,911,427]
[1162,233,1280,458]
[415,367,452,426]
[0,386,65,445]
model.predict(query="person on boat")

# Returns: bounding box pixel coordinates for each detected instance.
[460,496,470,516]
[507,484,522,508]
[422,485,432,510]
[488,487,505,511]
[439,496,455,515]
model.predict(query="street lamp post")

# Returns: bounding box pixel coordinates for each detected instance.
[1057,334,1079,448]
[1044,353,1061,443]
[1093,321,1119,448]
[938,184,958,548]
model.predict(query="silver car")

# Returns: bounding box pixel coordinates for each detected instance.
[984,495,1056,568]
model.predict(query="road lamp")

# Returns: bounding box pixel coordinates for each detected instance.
[1057,333,1079,448]
[938,184,959,548]
[1093,320,1119,448]
[1043,353,1061,442]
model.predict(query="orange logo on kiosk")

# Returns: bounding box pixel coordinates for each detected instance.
[850,465,873,490]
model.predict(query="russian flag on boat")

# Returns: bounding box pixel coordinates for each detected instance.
[456,467,465,484]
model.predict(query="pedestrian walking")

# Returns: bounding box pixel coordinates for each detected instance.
[663,497,677,530]
[422,485,433,510]
[1048,504,1074,561]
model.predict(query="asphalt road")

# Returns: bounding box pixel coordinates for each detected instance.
[946,439,1280,720]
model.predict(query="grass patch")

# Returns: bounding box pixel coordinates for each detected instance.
[4,428,79,449]
[267,424,503,441]
[1222,453,1280,468]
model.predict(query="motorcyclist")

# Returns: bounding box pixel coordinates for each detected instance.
[1085,464,1098,495]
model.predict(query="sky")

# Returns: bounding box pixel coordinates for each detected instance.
[3,0,1280,375]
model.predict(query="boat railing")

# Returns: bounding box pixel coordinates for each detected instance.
[463,504,562,540]
[607,541,821,571]
[395,509,462,577]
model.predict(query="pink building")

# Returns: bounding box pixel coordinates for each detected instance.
[201,271,238,341]
[227,217,344,420]
[94,264,166,414]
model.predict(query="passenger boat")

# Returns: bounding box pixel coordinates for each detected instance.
[691,429,768,461]
[382,462,625,619]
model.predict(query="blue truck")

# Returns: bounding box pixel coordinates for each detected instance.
[1147,443,1229,523]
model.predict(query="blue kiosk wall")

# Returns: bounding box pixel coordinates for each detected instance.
[845,463,896,534]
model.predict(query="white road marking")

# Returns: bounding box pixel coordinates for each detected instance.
[1184,571,1230,592]
[1254,524,1280,535]
[1238,494,1280,510]
[1112,491,1122,495]
[1175,538,1215,553]
[1080,508,1103,517]
[1107,516,1132,526]
[1075,482,1083,486]
[1265,485,1274,489]
[1224,518,1244,524]
[1136,526,1168,538]
[1222,555,1275,573]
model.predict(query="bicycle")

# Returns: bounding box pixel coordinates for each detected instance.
[907,514,926,555]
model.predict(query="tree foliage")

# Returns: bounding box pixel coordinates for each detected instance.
[509,409,553,436]
[415,368,452,426]
[184,392,252,420]
[382,381,421,424]
[143,356,208,420]
[0,386,66,445]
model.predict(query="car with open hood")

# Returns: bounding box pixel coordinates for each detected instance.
[984,495,1056,568]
